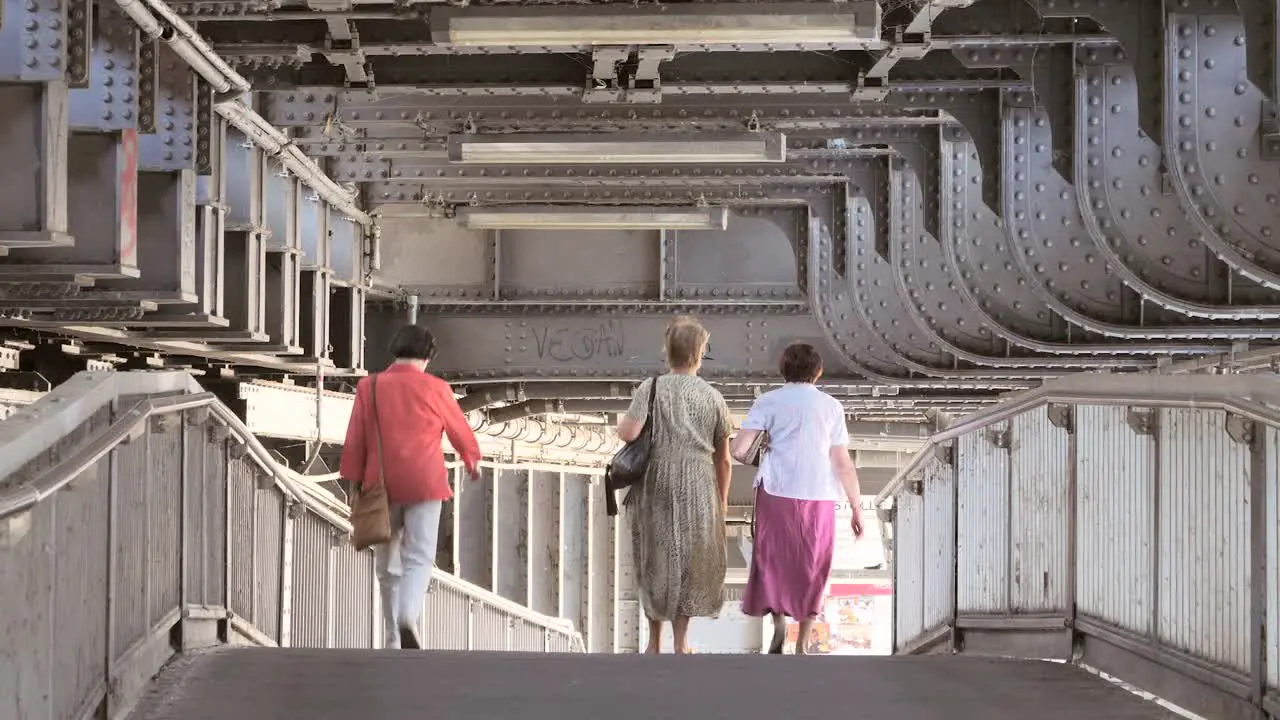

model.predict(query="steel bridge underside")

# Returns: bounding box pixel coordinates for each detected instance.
[0,0,1274,431]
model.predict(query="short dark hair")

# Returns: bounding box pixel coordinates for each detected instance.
[388,324,437,360]
[780,342,823,383]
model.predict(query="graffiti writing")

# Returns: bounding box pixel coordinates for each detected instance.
[533,320,626,362]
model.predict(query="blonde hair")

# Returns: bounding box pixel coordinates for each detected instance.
[664,315,709,370]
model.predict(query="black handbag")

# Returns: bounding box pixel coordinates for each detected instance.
[604,375,659,517]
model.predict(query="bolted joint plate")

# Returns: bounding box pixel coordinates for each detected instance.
[1125,408,1157,436]
[1224,413,1257,448]
[0,0,68,82]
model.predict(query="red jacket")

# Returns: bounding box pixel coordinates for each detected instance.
[338,363,482,504]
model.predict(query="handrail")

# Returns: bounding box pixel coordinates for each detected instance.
[0,377,581,639]
[874,372,1280,506]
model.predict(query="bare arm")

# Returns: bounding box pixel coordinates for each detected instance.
[830,445,865,537]
[730,429,763,464]
[714,436,732,510]
[615,415,644,443]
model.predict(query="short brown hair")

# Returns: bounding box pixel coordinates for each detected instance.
[780,342,823,383]
[664,315,709,370]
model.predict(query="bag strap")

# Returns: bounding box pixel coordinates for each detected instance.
[368,373,388,489]
[645,374,659,423]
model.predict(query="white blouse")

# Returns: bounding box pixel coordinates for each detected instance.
[740,383,849,502]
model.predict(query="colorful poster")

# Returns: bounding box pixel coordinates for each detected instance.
[769,582,893,655]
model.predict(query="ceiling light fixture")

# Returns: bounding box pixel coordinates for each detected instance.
[455,206,730,231]
[430,2,882,47]
[448,132,787,164]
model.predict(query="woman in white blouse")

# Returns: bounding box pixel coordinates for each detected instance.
[731,342,865,654]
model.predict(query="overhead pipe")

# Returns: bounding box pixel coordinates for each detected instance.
[460,382,637,412]
[468,415,618,454]
[112,0,372,226]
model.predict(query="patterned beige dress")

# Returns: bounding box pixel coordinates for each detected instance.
[623,373,732,621]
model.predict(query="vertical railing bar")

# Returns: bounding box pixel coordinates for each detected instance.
[506,616,513,652]
[179,414,190,616]
[1151,409,1163,648]
[279,499,294,648]
[325,536,336,648]
[949,440,961,653]
[1004,421,1014,615]
[370,552,379,649]
[223,436,233,618]
[105,401,120,698]
[250,466,261,631]
[1065,407,1078,638]
[143,430,153,631]
[1250,421,1268,712]
[466,600,475,650]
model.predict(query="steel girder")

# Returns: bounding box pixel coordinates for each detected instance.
[0,0,1276,411]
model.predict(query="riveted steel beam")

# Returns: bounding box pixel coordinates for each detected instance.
[139,44,196,171]
[0,83,72,251]
[3,130,139,279]
[69,1,141,131]
[1163,8,1280,299]
[1075,53,1280,318]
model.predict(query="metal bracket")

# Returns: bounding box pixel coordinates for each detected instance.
[1047,403,1075,433]
[907,475,924,496]
[322,20,372,88]
[628,45,674,104]
[256,471,276,491]
[582,46,629,104]
[228,440,249,460]
[933,441,954,467]
[208,423,231,443]
[1225,413,1257,448]
[1125,408,1157,436]
[287,501,307,520]
[151,413,181,434]
[1261,100,1280,160]
[985,426,1010,449]
[583,45,673,104]
[876,506,895,525]
[186,406,211,427]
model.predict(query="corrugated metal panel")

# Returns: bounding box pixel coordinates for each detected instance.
[1075,405,1155,636]
[1267,425,1279,692]
[513,622,545,652]
[253,486,285,643]
[956,423,1010,613]
[289,511,331,648]
[227,456,256,622]
[1009,408,1070,613]
[112,436,150,653]
[894,487,924,646]
[472,605,510,650]
[547,632,580,653]
[0,501,54,720]
[1159,409,1251,672]
[331,546,374,648]
[922,455,955,631]
[50,458,109,720]
[204,435,227,607]
[183,424,211,605]
[148,428,183,627]
[422,580,469,650]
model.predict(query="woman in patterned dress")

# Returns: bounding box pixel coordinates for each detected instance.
[732,342,865,654]
[615,315,733,654]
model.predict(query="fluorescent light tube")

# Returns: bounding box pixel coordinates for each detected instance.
[448,132,787,164]
[430,2,882,47]
[456,206,730,231]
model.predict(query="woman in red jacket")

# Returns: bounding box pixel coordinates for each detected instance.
[339,324,482,649]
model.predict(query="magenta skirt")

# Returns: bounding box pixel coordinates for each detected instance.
[740,486,836,620]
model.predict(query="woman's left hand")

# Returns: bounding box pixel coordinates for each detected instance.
[850,511,865,539]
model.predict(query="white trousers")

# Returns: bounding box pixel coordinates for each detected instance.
[374,500,443,649]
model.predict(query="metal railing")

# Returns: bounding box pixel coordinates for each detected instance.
[0,371,584,720]
[877,372,1280,720]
